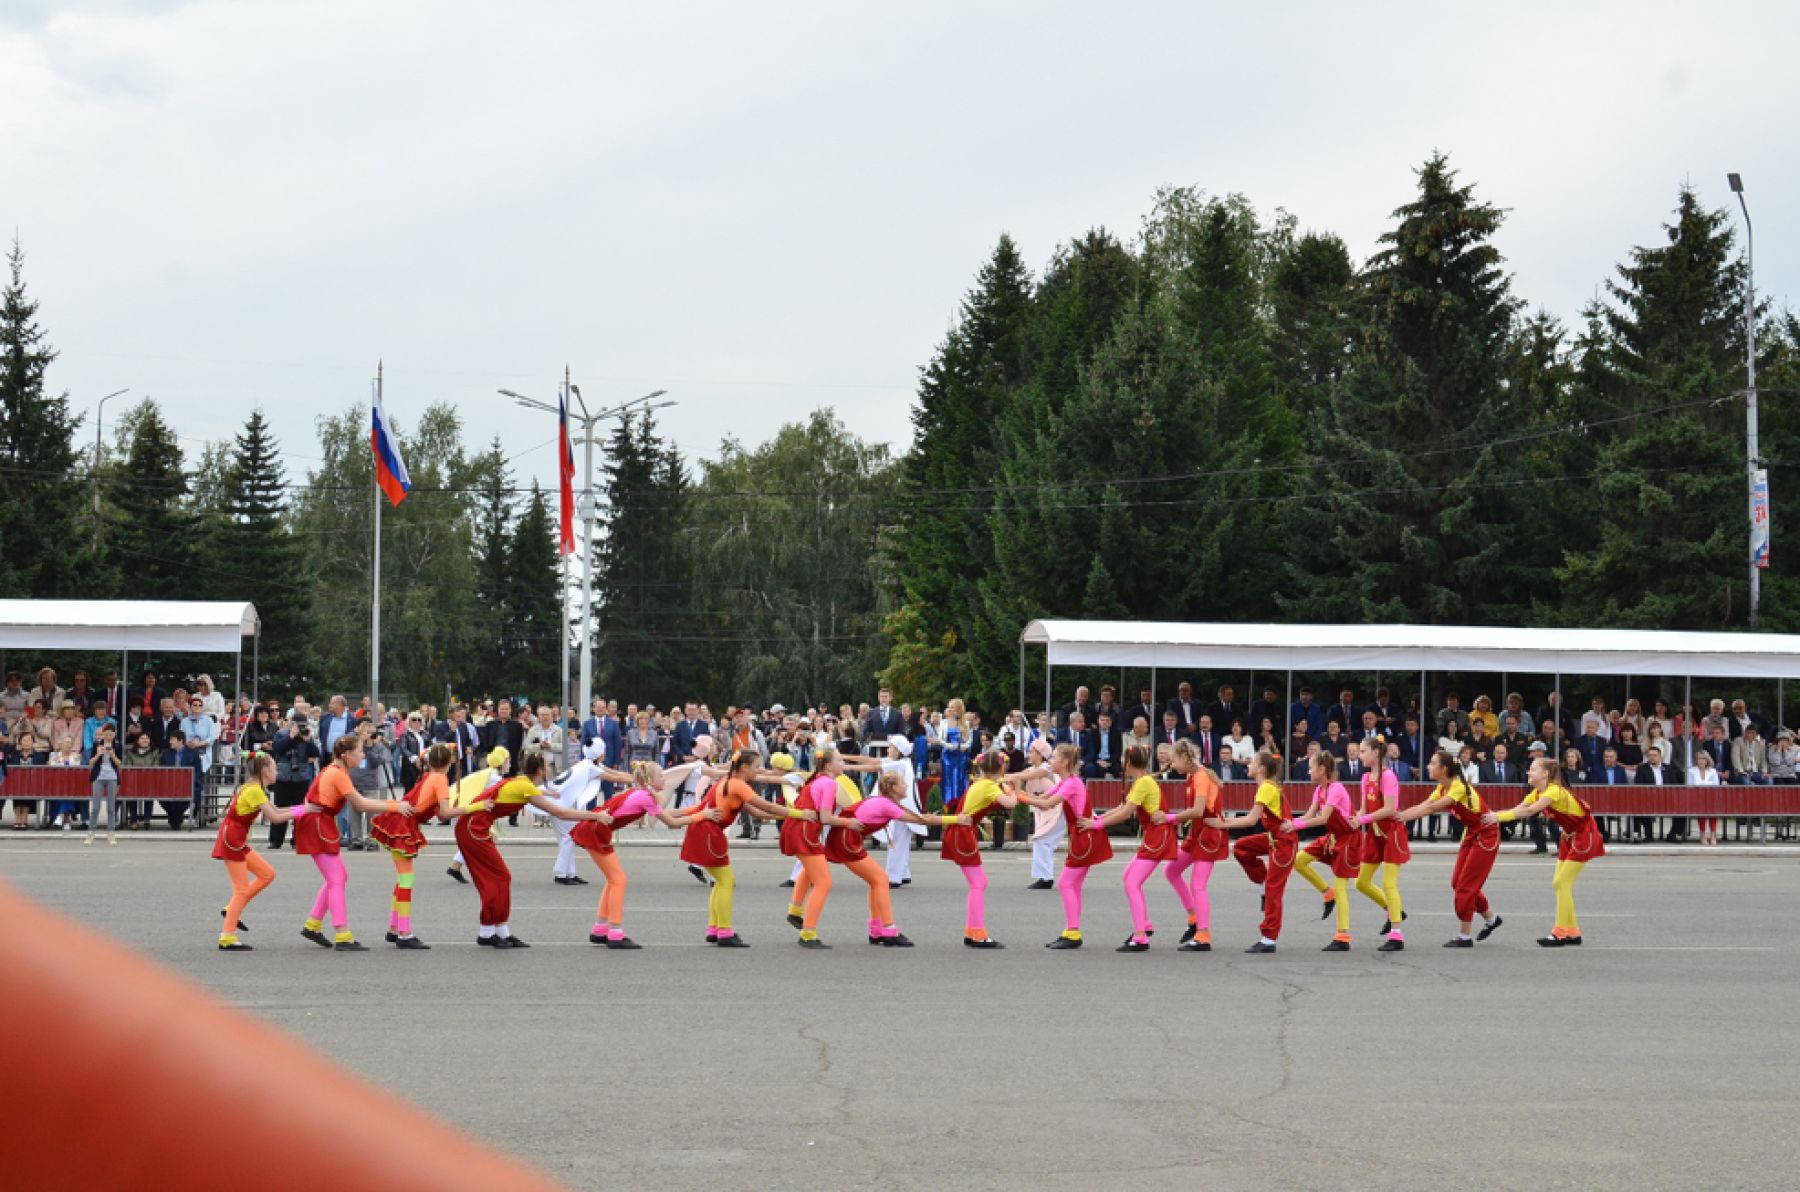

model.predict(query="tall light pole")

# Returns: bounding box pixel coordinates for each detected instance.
[1729,173,1762,626]
[91,387,130,549]
[500,378,672,717]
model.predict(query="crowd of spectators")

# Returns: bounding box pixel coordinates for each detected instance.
[4,668,1794,848]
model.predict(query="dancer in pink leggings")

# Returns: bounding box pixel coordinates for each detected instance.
[293,735,411,952]
[937,751,1018,948]
[1008,742,1113,950]
[1160,739,1229,952]
[1088,747,1175,952]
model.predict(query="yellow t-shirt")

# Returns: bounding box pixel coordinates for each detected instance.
[962,777,1004,818]
[232,783,270,818]
[1253,780,1284,816]
[1542,783,1585,818]
[495,776,539,807]
[1439,777,1483,814]
[1125,774,1162,816]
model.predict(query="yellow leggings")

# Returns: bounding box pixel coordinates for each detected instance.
[704,865,736,932]
[1355,862,1403,924]
[1294,852,1351,934]
[1553,860,1586,934]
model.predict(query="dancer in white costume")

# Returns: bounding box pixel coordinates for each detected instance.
[538,738,609,885]
[877,735,925,887]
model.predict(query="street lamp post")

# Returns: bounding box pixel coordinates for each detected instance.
[500,377,672,719]
[91,387,130,549]
[1729,173,1760,626]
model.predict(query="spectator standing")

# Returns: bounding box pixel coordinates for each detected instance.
[32,668,64,717]
[436,704,481,783]
[239,705,278,756]
[86,723,122,844]
[1637,745,1679,842]
[395,711,430,789]
[194,675,226,723]
[1165,682,1201,737]
[624,711,659,765]
[1325,687,1360,737]
[1205,685,1245,740]
[864,688,905,748]
[1127,689,1160,738]
[1247,686,1286,742]
[82,701,116,760]
[1687,749,1722,845]
[180,694,218,826]
[269,713,320,849]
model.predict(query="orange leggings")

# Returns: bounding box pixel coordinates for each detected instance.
[790,854,833,931]
[584,849,628,928]
[841,856,895,933]
[223,851,276,936]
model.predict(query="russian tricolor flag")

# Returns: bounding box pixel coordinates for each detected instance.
[371,381,411,507]
[557,392,576,555]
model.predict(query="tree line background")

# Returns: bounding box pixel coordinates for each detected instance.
[3,153,1798,715]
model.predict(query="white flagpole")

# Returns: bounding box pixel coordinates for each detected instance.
[371,361,383,714]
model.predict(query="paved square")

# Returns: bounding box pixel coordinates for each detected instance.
[6,836,1797,1191]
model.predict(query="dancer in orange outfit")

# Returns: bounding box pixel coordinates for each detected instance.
[294,735,413,952]
[456,750,610,950]
[368,743,491,950]
[1220,751,1298,954]
[937,751,1017,949]
[810,765,962,948]
[570,761,698,949]
[1484,756,1605,947]
[1289,751,1361,951]
[213,751,307,951]
[1394,750,1503,947]
[678,748,816,948]
[1160,738,1228,952]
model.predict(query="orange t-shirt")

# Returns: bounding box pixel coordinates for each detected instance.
[316,765,355,811]
[714,777,753,819]
[415,771,448,818]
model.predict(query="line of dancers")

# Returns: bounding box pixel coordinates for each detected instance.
[209,733,1603,953]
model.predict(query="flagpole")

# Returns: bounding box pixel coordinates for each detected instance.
[559,371,571,716]
[371,361,383,716]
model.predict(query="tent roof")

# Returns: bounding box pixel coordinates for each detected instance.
[0,601,258,654]
[1019,620,1800,679]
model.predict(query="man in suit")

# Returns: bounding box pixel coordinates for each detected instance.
[1166,682,1201,736]
[1204,685,1244,741]
[1193,714,1221,771]
[1058,686,1096,733]
[1082,710,1122,780]
[436,704,481,782]
[1573,724,1608,775]
[1497,713,1532,766]
[1700,724,1734,783]
[1326,688,1360,738]
[1341,738,1366,784]
[1731,722,1771,785]
[1385,742,1415,783]
[669,702,705,763]
[1480,742,1519,787]
[1288,687,1324,742]
[1093,686,1122,734]
[1058,710,1094,752]
[1535,692,1574,744]
[1126,689,1159,739]
[97,670,126,728]
[1369,687,1403,740]
[1397,716,1423,770]
[1156,710,1186,759]
[483,698,526,759]
[149,697,182,752]
[1357,709,1383,745]
[863,688,905,749]
[1637,743,1678,842]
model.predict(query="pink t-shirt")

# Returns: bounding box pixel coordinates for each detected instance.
[1361,768,1400,807]
[1315,781,1352,819]
[801,774,840,816]
[1049,775,1089,817]
[612,789,662,819]
[851,795,905,830]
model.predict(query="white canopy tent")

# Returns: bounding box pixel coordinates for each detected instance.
[1019,619,1800,742]
[0,600,261,747]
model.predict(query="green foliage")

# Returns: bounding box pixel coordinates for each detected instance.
[216,410,309,686]
[504,482,563,700]
[0,238,83,596]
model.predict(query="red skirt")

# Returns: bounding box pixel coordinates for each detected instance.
[292,809,341,856]
[1355,824,1409,867]
[211,816,253,861]
[939,823,983,867]
[1182,821,1230,862]
[678,819,732,868]
[570,818,614,854]
[1065,825,1114,869]
[1557,817,1607,862]
[823,826,867,865]
[370,811,428,857]
[1306,833,1360,880]
[778,817,825,857]
[1136,822,1179,862]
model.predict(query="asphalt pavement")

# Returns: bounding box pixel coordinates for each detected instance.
[5,832,1798,1191]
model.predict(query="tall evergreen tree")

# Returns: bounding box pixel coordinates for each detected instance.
[467,439,515,696]
[105,399,194,599]
[216,411,309,687]
[1559,187,1757,627]
[0,238,84,596]
[1283,155,1525,625]
[503,482,563,699]
[593,411,670,703]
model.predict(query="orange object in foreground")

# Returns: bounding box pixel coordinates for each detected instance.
[0,879,568,1192]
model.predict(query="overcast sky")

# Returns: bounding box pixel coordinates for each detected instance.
[4,1,1794,489]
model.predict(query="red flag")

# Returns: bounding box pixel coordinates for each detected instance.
[557,394,576,555]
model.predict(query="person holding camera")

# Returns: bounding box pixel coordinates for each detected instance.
[268,711,321,850]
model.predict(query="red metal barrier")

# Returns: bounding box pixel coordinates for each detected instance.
[3,765,194,801]
[1072,779,1800,816]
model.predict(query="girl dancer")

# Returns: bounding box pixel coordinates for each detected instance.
[213,752,307,951]
[784,752,849,947]
[1161,738,1228,952]
[571,761,699,949]
[456,750,611,950]
[1395,750,1503,947]
[295,735,413,952]
[937,750,1016,948]
[678,749,814,947]
[1088,746,1175,952]
[1485,756,1604,946]
[1008,742,1113,950]
[369,743,490,950]
[1219,751,1298,954]
[1351,736,1409,951]
[1290,751,1360,951]
[813,766,962,948]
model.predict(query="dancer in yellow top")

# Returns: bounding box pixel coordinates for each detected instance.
[1484,756,1605,947]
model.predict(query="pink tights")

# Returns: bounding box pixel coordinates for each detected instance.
[962,865,987,933]
[307,853,349,930]
[1164,854,1213,931]
[1123,857,1163,943]
[1057,863,1089,933]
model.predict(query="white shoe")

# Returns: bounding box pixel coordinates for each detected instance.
[84,834,93,846]
[62,821,72,832]
[54,815,65,828]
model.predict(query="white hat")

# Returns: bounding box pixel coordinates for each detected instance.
[887,735,910,754]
